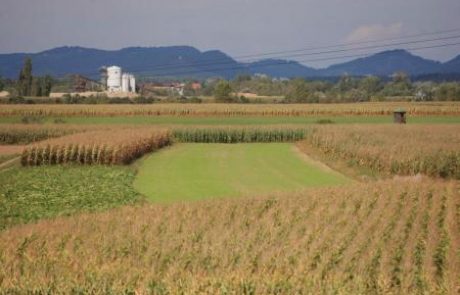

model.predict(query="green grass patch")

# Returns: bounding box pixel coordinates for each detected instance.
[134,143,350,202]
[0,165,142,230]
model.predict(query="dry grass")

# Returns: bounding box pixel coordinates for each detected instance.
[1,102,460,117]
[302,125,460,179]
[20,128,171,166]
[0,179,458,294]
[0,124,90,144]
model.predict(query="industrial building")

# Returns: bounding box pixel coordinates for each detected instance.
[100,66,136,93]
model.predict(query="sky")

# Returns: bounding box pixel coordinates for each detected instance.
[1,0,459,67]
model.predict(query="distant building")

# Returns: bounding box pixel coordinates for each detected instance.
[191,82,202,91]
[101,66,136,93]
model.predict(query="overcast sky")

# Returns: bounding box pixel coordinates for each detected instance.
[1,0,459,67]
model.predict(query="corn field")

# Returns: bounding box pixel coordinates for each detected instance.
[20,128,171,166]
[302,125,460,179]
[173,126,308,143]
[1,102,460,117]
[0,125,85,144]
[0,179,458,294]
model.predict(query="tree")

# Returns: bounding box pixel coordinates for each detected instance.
[380,71,412,97]
[41,75,53,97]
[284,79,311,103]
[31,77,42,97]
[17,57,33,96]
[0,76,4,92]
[213,80,233,102]
[359,76,382,95]
[336,74,358,92]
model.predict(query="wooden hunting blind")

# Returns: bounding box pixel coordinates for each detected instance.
[394,108,407,124]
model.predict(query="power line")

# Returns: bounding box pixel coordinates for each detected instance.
[141,41,460,78]
[234,27,460,60]
[132,28,460,73]
[134,34,460,72]
[72,28,460,78]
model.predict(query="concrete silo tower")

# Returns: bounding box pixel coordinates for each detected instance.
[107,66,122,92]
[121,73,130,92]
[129,74,136,93]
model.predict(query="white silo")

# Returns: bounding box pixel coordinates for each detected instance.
[107,66,122,92]
[129,75,136,93]
[121,73,130,92]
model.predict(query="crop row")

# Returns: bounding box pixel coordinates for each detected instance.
[20,128,171,166]
[173,127,308,143]
[1,102,460,117]
[0,125,85,144]
[0,179,457,293]
[302,125,460,179]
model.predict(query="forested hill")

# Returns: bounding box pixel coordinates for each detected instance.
[0,46,459,79]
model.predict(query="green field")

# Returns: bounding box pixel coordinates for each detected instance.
[134,143,349,202]
[0,165,142,229]
[2,115,460,125]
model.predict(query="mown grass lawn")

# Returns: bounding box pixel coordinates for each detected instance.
[134,143,350,202]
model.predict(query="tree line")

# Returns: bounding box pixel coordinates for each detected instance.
[0,57,53,97]
[2,58,460,103]
[188,73,460,103]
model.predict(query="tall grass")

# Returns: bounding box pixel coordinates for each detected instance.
[0,125,83,144]
[302,125,460,179]
[1,102,460,117]
[0,179,458,293]
[21,128,171,166]
[173,127,307,143]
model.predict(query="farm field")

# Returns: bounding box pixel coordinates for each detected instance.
[0,103,460,293]
[2,102,460,117]
[134,143,349,201]
[2,114,460,125]
[0,165,142,230]
[301,124,460,179]
[0,179,458,293]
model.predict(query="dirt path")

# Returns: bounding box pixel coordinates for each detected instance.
[292,144,353,181]
[0,145,25,155]
[0,156,20,171]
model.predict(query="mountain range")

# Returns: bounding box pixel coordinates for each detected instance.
[0,46,459,80]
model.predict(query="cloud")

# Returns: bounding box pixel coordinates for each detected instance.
[345,23,403,42]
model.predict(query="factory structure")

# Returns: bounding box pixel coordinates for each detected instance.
[100,66,136,93]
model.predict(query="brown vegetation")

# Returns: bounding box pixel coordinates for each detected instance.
[2,102,460,117]
[20,128,171,166]
[302,125,460,179]
[0,124,90,144]
[0,179,458,293]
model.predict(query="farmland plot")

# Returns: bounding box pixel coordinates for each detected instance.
[134,143,349,201]
[302,125,460,179]
[0,179,458,293]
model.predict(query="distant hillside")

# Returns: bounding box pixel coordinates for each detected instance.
[442,54,460,73]
[0,46,459,80]
[0,46,244,80]
[246,59,317,78]
[320,50,442,76]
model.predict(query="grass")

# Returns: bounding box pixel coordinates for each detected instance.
[2,115,460,125]
[0,154,18,165]
[134,143,349,202]
[0,165,142,230]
